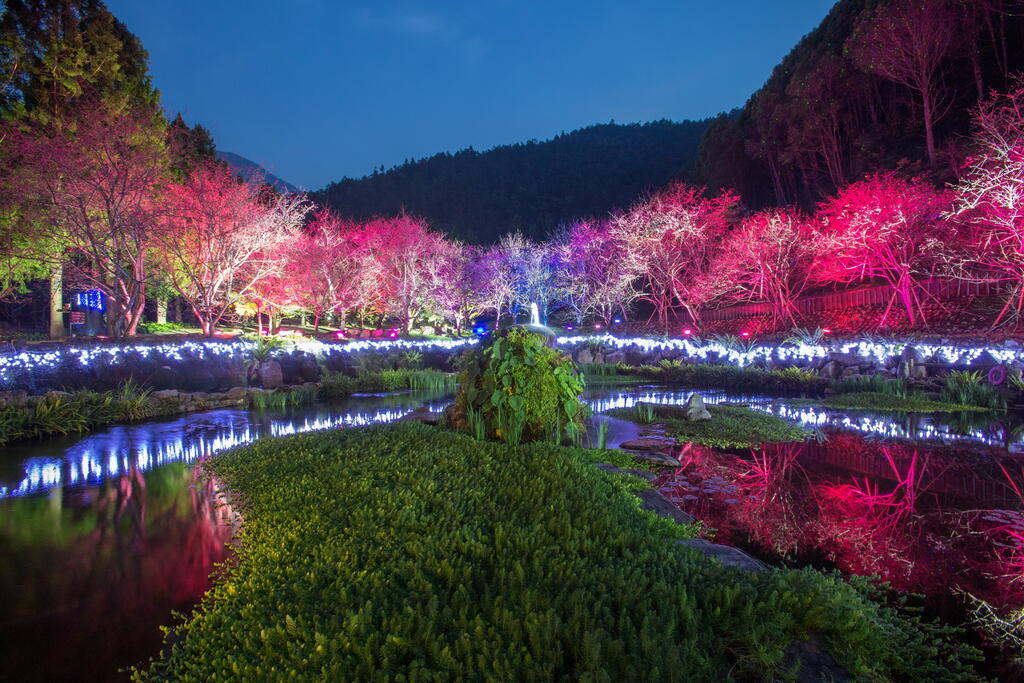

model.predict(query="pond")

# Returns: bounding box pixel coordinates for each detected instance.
[0,384,1020,680]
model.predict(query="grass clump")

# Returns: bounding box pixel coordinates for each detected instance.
[135,424,978,681]
[636,362,827,395]
[581,362,647,385]
[0,380,156,444]
[248,385,318,410]
[354,368,456,393]
[608,402,812,449]
[941,370,1006,411]
[823,392,987,413]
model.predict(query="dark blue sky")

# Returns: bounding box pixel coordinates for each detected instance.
[105,1,836,190]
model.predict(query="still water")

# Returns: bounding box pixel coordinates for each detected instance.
[0,385,1021,680]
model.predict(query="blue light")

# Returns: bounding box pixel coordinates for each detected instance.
[74,289,105,311]
[613,318,622,324]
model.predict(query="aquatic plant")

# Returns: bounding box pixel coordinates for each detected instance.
[454,327,587,445]
[609,403,811,449]
[941,370,1006,410]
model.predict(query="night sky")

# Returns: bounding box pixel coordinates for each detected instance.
[105,1,837,190]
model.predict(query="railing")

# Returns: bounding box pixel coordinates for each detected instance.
[699,279,1007,322]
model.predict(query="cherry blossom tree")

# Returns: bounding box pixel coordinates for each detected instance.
[475,244,518,326]
[158,163,310,335]
[950,80,1024,325]
[1,98,167,337]
[814,173,954,327]
[279,210,362,331]
[716,208,819,325]
[609,183,739,330]
[555,220,641,325]
[429,242,488,335]
[846,0,959,166]
[357,214,451,333]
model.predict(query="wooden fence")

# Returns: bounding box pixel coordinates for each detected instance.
[699,279,1007,322]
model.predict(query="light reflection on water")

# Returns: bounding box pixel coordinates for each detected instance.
[2,386,1019,500]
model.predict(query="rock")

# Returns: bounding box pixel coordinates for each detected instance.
[818,360,842,379]
[592,351,605,364]
[0,389,28,405]
[682,394,712,421]
[973,350,1001,368]
[828,352,863,367]
[638,427,668,436]
[604,351,625,365]
[631,451,681,467]
[634,489,696,525]
[257,360,284,389]
[673,538,767,572]
[225,386,248,401]
[910,364,929,380]
[900,345,921,364]
[839,367,860,378]
[592,463,658,482]
[43,390,73,401]
[619,436,678,452]
[150,389,180,401]
[189,392,211,402]
[577,348,594,365]
[397,406,440,425]
[780,634,852,682]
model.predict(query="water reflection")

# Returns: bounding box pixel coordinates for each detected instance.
[0,392,451,500]
[0,464,237,682]
[655,436,1024,611]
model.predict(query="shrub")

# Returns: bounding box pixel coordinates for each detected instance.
[317,372,358,400]
[455,327,587,445]
[833,374,917,398]
[134,424,979,681]
[137,322,188,334]
[636,363,827,395]
[941,370,1006,410]
[397,350,423,369]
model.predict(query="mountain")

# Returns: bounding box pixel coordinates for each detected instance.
[694,0,1024,208]
[216,151,300,195]
[312,119,712,243]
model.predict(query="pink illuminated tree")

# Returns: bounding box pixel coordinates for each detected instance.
[950,81,1024,325]
[716,208,819,325]
[158,163,310,335]
[814,174,954,327]
[279,210,362,331]
[610,183,739,330]
[1,97,167,337]
[356,214,452,333]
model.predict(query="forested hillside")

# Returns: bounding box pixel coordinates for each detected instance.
[313,119,711,243]
[695,0,1024,207]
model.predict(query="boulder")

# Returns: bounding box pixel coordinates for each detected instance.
[577,348,594,365]
[225,386,249,401]
[43,390,73,401]
[604,351,626,365]
[818,360,842,380]
[631,451,681,467]
[634,489,696,525]
[619,436,678,452]
[910,364,929,380]
[839,367,860,378]
[780,635,852,682]
[673,538,767,572]
[591,462,658,482]
[0,389,28,405]
[397,406,440,425]
[681,394,712,421]
[150,389,180,401]
[257,360,284,389]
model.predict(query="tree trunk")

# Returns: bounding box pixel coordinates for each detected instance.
[48,263,65,339]
[922,88,936,167]
[155,297,167,324]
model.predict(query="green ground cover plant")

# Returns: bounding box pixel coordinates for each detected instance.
[822,392,988,413]
[941,370,1006,411]
[607,402,812,449]
[135,424,977,681]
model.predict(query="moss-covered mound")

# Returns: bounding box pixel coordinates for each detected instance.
[137,424,974,681]
[608,403,812,449]
[822,392,989,413]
